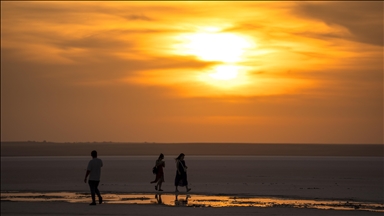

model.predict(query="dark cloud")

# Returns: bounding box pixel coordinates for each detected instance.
[294,2,383,46]
[53,33,133,51]
[1,46,215,84]
[124,14,153,21]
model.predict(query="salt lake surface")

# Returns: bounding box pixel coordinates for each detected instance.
[1,156,383,204]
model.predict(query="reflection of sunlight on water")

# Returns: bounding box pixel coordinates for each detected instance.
[1,192,383,212]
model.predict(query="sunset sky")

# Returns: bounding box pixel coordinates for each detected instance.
[1,1,383,144]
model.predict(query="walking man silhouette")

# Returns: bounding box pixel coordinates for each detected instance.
[84,150,103,205]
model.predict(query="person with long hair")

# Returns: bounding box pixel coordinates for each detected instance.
[174,153,191,192]
[151,153,165,191]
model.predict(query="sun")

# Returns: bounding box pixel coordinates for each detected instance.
[196,64,251,90]
[173,28,255,87]
[178,32,254,63]
[209,65,239,80]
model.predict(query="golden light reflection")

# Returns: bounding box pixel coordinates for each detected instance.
[2,192,383,212]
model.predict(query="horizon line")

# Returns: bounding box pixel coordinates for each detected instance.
[1,141,382,145]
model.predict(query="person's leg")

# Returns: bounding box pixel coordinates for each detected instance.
[154,180,158,190]
[175,173,179,192]
[151,176,159,184]
[88,181,96,204]
[183,173,191,192]
[157,176,164,191]
[94,181,102,204]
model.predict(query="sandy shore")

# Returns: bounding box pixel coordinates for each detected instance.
[2,201,383,216]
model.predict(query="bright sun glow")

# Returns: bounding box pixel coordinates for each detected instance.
[209,65,239,80]
[180,32,254,63]
[174,29,255,87]
[197,64,251,90]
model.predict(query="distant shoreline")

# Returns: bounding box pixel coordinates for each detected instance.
[1,142,382,157]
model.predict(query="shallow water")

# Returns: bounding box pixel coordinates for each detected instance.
[1,192,383,213]
[1,156,383,202]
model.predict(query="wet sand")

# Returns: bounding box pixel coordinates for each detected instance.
[2,191,383,212]
[3,200,383,216]
[2,156,382,202]
[1,155,383,215]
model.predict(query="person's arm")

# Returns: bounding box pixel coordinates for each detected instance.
[84,170,90,183]
[180,161,187,171]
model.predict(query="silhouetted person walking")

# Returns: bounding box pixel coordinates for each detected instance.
[151,153,165,191]
[84,150,103,205]
[174,153,191,192]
